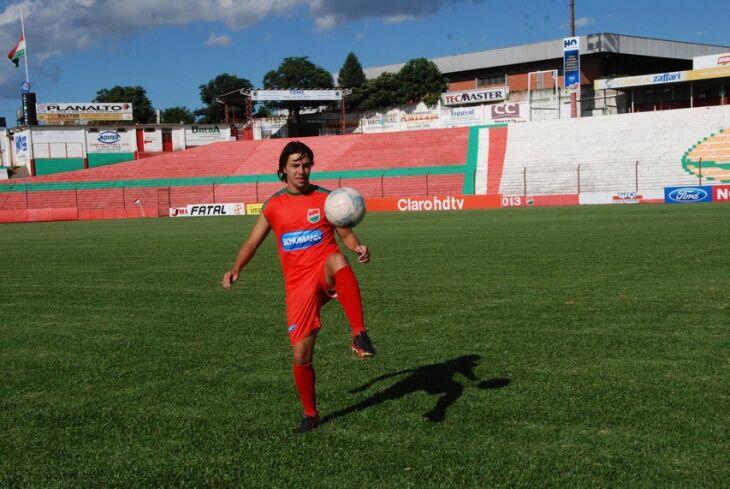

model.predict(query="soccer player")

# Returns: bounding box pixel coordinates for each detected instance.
[221,140,376,433]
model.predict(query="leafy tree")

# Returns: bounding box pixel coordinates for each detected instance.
[337,51,367,112]
[397,58,448,106]
[254,105,272,118]
[197,73,253,123]
[94,85,156,124]
[263,56,334,136]
[160,106,196,124]
[359,72,401,112]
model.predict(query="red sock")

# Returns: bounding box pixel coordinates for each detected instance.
[335,266,366,337]
[293,363,317,417]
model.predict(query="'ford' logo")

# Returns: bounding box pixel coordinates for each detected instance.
[668,188,708,201]
[97,131,121,144]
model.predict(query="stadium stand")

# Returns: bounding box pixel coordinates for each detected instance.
[495,105,730,196]
[2,105,729,221]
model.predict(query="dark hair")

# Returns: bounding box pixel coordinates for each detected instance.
[278,141,315,182]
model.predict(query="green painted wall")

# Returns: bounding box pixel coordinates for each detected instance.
[88,153,135,167]
[34,158,85,176]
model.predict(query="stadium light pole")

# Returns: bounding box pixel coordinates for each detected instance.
[570,0,577,118]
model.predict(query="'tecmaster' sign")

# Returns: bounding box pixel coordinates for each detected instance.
[441,87,508,106]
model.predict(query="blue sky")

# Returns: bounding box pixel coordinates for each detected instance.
[1,0,728,125]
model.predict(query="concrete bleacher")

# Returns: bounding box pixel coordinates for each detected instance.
[0,128,470,213]
[496,105,730,196]
[3,105,729,218]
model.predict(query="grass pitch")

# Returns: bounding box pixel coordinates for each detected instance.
[1,204,729,488]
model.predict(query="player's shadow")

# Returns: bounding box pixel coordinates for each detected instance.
[321,354,510,424]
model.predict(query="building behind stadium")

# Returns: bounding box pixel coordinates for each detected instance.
[3,32,729,174]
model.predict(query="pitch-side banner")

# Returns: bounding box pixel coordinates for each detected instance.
[579,190,664,205]
[250,89,343,101]
[366,195,501,212]
[169,203,246,217]
[663,186,713,204]
[712,185,730,202]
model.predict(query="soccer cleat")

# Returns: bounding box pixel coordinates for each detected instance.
[352,331,376,358]
[295,415,320,433]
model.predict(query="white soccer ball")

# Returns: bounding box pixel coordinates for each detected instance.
[324,187,366,227]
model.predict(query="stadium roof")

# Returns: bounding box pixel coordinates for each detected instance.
[362,33,730,78]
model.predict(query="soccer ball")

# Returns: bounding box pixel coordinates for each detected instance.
[324,187,366,227]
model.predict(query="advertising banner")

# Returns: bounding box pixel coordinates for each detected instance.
[246,203,264,215]
[366,194,501,212]
[685,65,730,82]
[563,37,581,94]
[595,71,686,90]
[400,108,440,131]
[169,203,246,217]
[441,87,508,106]
[712,185,730,202]
[579,190,664,205]
[359,112,400,134]
[184,125,232,146]
[87,129,135,153]
[664,186,713,204]
[693,52,730,69]
[13,130,30,165]
[488,102,528,124]
[36,103,133,123]
[441,105,484,127]
[250,89,342,101]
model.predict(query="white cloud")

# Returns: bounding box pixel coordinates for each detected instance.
[0,0,481,96]
[574,16,594,28]
[696,30,709,36]
[205,33,232,47]
[309,0,484,29]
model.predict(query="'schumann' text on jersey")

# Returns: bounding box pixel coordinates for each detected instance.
[263,186,340,287]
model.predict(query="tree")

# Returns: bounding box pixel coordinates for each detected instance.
[197,73,253,124]
[359,72,401,112]
[338,52,367,88]
[397,58,448,106]
[337,52,367,112]
[94,85,156,124]
[254,105,272,118]
[263,56,334,136]
[161,106,195,124]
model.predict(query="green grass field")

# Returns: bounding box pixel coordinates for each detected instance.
[1,204,729,488]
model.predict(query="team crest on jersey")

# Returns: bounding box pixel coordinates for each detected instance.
[307,208,321,224]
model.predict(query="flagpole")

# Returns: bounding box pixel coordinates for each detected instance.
[20,6,29,84]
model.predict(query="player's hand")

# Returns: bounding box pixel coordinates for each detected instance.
[355,245,370,264]
[221,270,239,288]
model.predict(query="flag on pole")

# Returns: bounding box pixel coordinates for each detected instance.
[8,34,26,67]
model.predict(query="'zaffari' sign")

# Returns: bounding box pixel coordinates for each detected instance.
[441,87,508,106]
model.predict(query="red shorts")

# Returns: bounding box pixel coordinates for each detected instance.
[285,266,336,346]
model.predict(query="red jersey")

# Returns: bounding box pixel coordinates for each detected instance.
[263,185,340,288]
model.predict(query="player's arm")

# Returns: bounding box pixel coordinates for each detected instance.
[335,226,370,264]
[221,214,271,288]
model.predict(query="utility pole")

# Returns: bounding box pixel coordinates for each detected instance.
[570,0,577,118]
